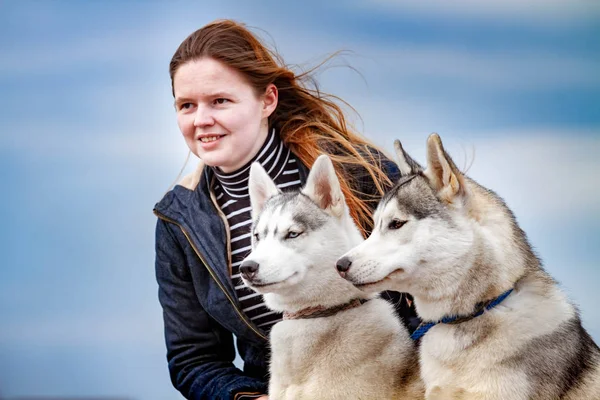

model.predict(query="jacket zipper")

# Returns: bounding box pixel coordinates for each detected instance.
[154,210,267,341]
[209,176,233,276]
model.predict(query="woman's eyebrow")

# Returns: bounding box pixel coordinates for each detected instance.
[174,96,194,104]
[207,90,234,98]
[175,91,234,104]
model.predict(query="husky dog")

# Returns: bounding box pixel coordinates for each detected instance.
[240,155,424,400]
[337,134,600,399]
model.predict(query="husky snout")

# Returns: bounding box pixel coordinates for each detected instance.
[336,256,352,278]
[240,260,259,281]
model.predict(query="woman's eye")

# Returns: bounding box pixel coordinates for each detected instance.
[285,231,302,240]
[214,98,229,105]
[388,219,407,230]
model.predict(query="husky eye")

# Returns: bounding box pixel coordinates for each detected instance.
[285,231,302,240]
[253,232,260,242]
[388,219,407,230]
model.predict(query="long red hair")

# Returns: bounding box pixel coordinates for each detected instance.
[169,19,392,236]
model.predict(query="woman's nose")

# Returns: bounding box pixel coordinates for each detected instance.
[194,106,215,127]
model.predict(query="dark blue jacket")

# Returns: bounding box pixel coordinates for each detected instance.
[153,152,417,400]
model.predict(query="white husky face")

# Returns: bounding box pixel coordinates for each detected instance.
[241,196,329,292]
[241,155,364,309]
[338,136,474,298]
[340,186,472,295]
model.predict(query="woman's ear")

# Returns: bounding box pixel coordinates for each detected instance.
[261,83,278,119]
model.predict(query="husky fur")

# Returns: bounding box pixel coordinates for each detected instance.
[338,134,600,399]
[241,155,424,400]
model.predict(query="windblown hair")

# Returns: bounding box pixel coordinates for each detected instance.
[169,19,392,236]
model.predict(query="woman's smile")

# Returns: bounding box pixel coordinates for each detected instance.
[197,133,227,148]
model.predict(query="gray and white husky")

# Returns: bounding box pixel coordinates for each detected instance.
[240,155,424,400]
[337,134,600,399]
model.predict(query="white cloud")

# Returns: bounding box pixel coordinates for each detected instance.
[367,46,600,90]
[452,131,600,218]
[0,122,187,163]
[373,128,600,220]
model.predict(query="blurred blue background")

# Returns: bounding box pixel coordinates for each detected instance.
[0,1,598,398]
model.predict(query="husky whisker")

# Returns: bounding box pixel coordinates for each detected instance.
[246,272,299,289]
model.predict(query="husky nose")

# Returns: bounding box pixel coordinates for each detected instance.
[240,260,259,281]
[336,256,352,275]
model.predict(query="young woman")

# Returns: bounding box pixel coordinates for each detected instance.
[153,19,419,400]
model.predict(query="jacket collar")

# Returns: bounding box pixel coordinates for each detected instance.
[178,159,206,191]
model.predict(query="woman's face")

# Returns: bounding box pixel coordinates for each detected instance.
[173,57,277,173]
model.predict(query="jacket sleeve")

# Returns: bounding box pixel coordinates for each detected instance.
[155,218,267,400]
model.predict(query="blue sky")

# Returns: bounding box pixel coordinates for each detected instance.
[0,1,599,398]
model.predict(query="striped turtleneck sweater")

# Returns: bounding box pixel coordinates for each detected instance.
[211,129,303,333]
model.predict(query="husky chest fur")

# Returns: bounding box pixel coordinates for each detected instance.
[241,155,423,400]
[339,134,600,399]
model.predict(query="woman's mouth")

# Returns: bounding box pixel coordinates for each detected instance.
[199,135,225,143]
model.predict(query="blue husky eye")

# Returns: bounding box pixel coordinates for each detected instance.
[388,219,407,230]
[285,231,302,240]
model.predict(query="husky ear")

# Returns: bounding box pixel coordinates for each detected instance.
[424,133,466,203]
[302,155,345,217]
[248,162,280,220]
[394,139,422,176]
